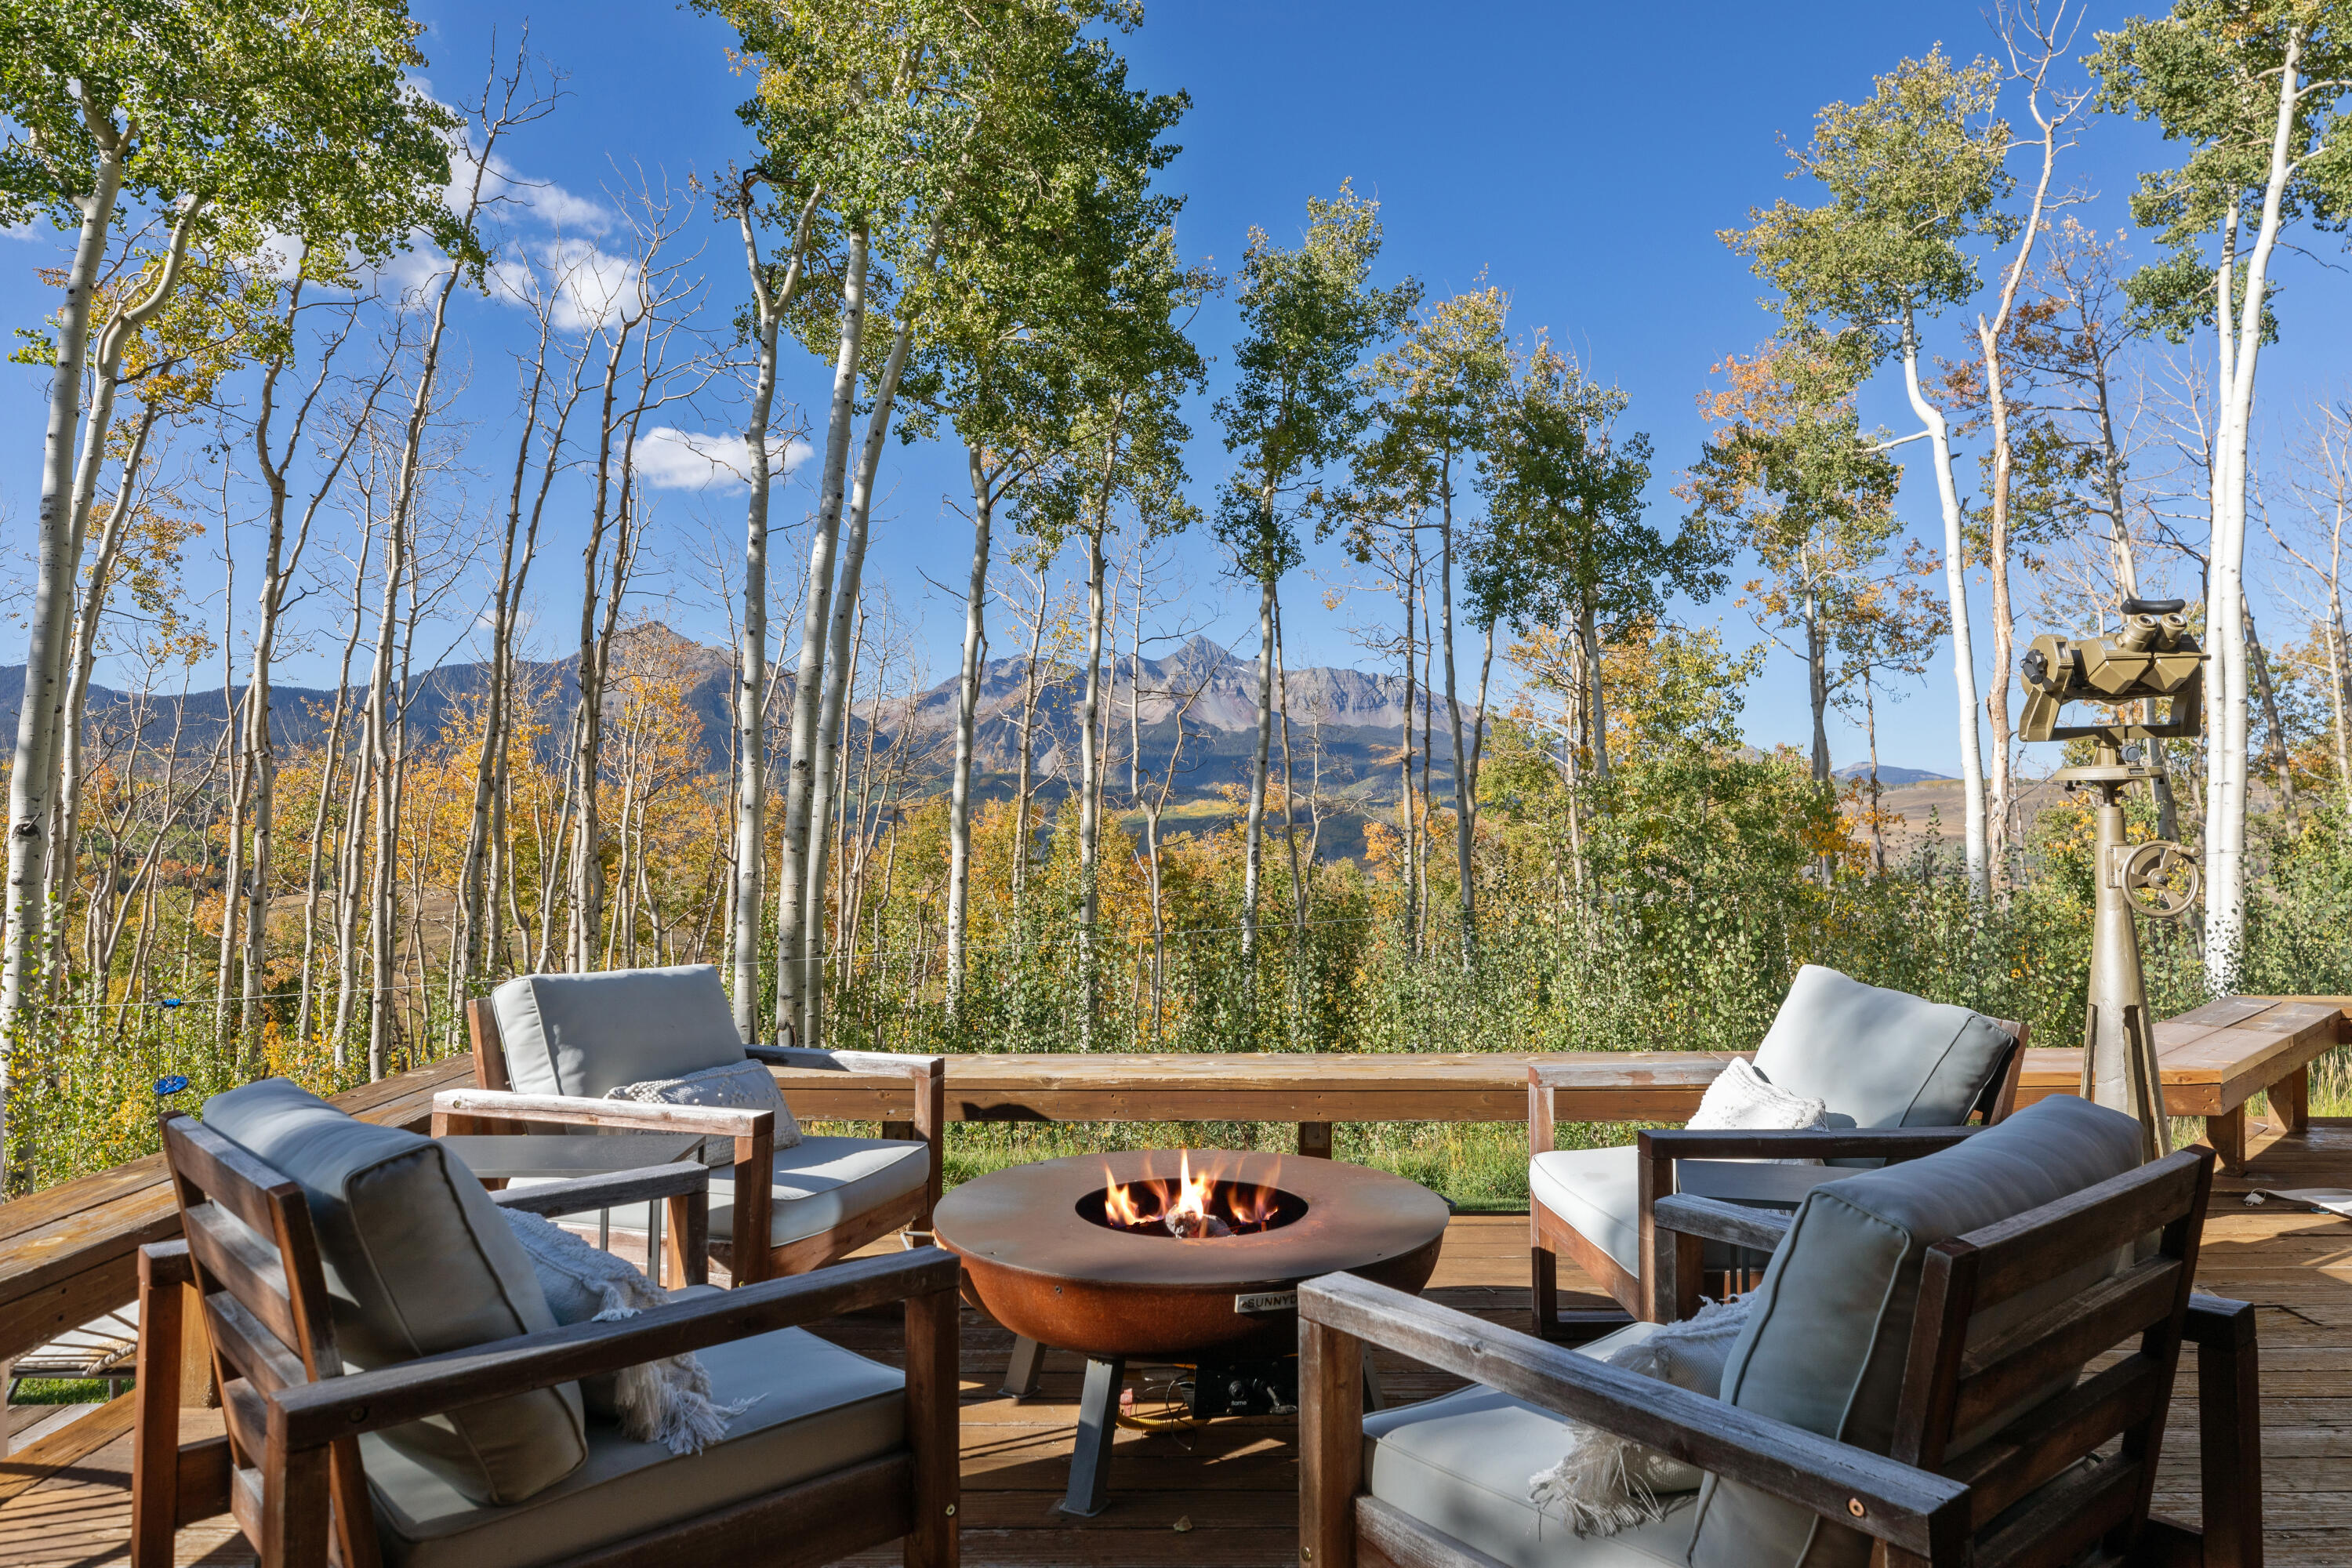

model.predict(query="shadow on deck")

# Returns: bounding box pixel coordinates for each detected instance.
[5,1120,2350,1567]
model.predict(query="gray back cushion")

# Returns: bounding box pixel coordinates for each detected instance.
[1683,1095,2147,1568]
[1753,965,2015,1130]
[492,964,746,1098]
[201,1078,588,1506]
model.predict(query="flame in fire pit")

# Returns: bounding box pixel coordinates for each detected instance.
[1094,1152,1297,1239]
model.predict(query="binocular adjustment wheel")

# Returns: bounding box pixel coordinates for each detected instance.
[2118,840,2198,918]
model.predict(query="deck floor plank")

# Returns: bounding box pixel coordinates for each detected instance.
[5,1122,2350,1566]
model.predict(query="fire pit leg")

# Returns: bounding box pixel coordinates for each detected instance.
[1362,1352,1385,1413]
[1001,1335,1044,1401]
[1060,1355,1126,1518]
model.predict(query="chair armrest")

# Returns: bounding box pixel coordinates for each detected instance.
[270,1247,963,1450]
[432,1087,773,1142]
[1299,1272,1969,1562]
[486,1161,710,1218]
[750,1047,946,1225]
[1652,1193,1795,1255]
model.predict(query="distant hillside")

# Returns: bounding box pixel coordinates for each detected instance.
[0,630,1468,811]
[873,634,1471,806]
[0,623,735,773]
[1831,762,1955,786]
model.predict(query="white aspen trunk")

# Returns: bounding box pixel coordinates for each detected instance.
[1437,475,1473,945]
[2327,489,2350,812]
[731,291,778,1040]
[1242,571,1276,964]
[1398,548,1417,953]
[360,520,403,1076]
[1578,608,1612,785]
[1274,601,1305,933]
[1901,304,1990,898]
[1804,581,1830,786]
[569,322,637,972]
[946,452,993,1012]
[728,186,817,1040]
[1078,524,1108,1048]
[1974,82,2064,893]
[803,252,927,1048]
[1867,675,1886,876]
[243,289,352,1040]
[1,148,125,1064]
[776,223,867,1043]
[2203,29,2303,991]
[296,594,365,1047]
[49,412,158,978]
[1009,598,1049,922]
[212,568,245,1041]
[454,367,543,1012]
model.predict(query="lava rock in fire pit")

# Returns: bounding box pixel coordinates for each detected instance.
[1167,1209,1232,1239]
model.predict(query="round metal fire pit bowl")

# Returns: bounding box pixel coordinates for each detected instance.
[935,1149,1449,1360]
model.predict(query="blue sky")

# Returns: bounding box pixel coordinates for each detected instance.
[6,1,2347,776]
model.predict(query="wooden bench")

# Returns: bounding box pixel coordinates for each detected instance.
[2015,994,2348,1171]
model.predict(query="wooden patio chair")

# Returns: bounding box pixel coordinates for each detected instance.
[1303,1094,2261,1568]
[131,1080,959,1568]
[434,964,946,1284]
[1530,964,2027,1334]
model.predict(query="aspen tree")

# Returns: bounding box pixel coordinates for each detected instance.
[1725,50,2011,897]
[2092,0,2352,987]
[0,0,459,1129]
[1214,183,1412,962]
[1359,288,1511,944]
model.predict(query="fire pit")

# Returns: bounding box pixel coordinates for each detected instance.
[933,1149,1450,1515]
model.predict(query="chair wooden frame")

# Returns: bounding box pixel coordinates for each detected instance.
[440,995,947,1285]
[132,1109,960,1568]
[1529,1022,2028,1337]
[1304,1142,2263,1568]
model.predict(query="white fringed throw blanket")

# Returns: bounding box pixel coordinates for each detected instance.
[499,1208,757,1455]
[1527,1295,1755,1537]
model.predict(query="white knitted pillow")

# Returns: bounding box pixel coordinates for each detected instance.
[1688,1058,1826,1165]
[1689,1058,1828,1130]
[606,1060,802,1149]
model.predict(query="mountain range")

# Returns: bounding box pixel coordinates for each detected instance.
[0,630,1461,808]
[2,634,1952,808]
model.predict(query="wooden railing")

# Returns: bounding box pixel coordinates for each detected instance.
[2,994,2343,1460]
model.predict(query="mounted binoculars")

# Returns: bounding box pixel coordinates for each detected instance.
[2015,597,2205,1163]
[2017,597,2204,746]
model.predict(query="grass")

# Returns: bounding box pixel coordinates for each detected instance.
[10,1377,122,1405]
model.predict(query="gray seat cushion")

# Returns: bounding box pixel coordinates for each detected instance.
[1752,966,2015,1132]
[1529,1148,1833,1277]
[492,964,747,1099]
[365,1325,904,1568]
[1366,1374,1700,1568]
[516,1135,929,1250]
[201,1079,587,1506]
[1685,1094,2147,1568]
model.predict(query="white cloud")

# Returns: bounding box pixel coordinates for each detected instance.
[446,140,615,237]
[632,428,815,492]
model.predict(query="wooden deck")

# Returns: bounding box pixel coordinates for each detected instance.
[6,1116,2350,1567]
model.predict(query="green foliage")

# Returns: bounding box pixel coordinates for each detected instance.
[1214,182,1417,580]
[2091,0,2352,343]
[0,0,466,271]
[1726,46,2011,354]
[1472,341,1722,641]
